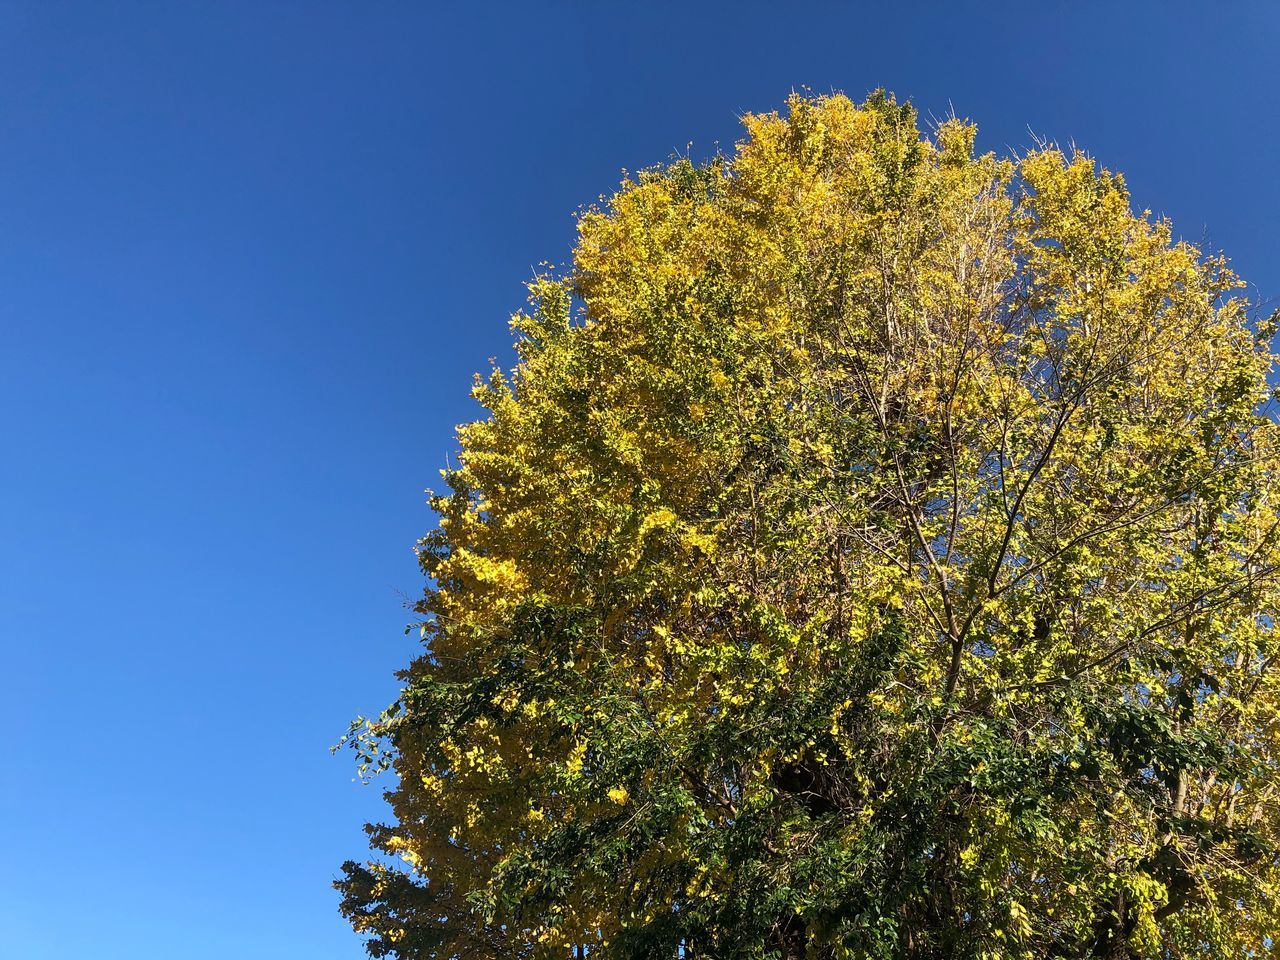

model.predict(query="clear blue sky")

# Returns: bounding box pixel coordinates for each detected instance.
[2,3,1277,957]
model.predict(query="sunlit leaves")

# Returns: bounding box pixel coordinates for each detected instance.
[339,92,1280,959]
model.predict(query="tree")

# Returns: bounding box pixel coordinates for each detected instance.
[337,92,1280,959]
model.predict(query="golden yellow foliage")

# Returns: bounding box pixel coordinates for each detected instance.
[338,92,1280,960]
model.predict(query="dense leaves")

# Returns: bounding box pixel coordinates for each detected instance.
[338,93,1280,958]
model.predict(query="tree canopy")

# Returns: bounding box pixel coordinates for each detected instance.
[338,92,1280,959]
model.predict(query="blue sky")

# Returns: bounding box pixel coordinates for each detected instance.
[2,3,1277,957]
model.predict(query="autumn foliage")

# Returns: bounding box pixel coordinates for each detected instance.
[338,93,1280,959]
